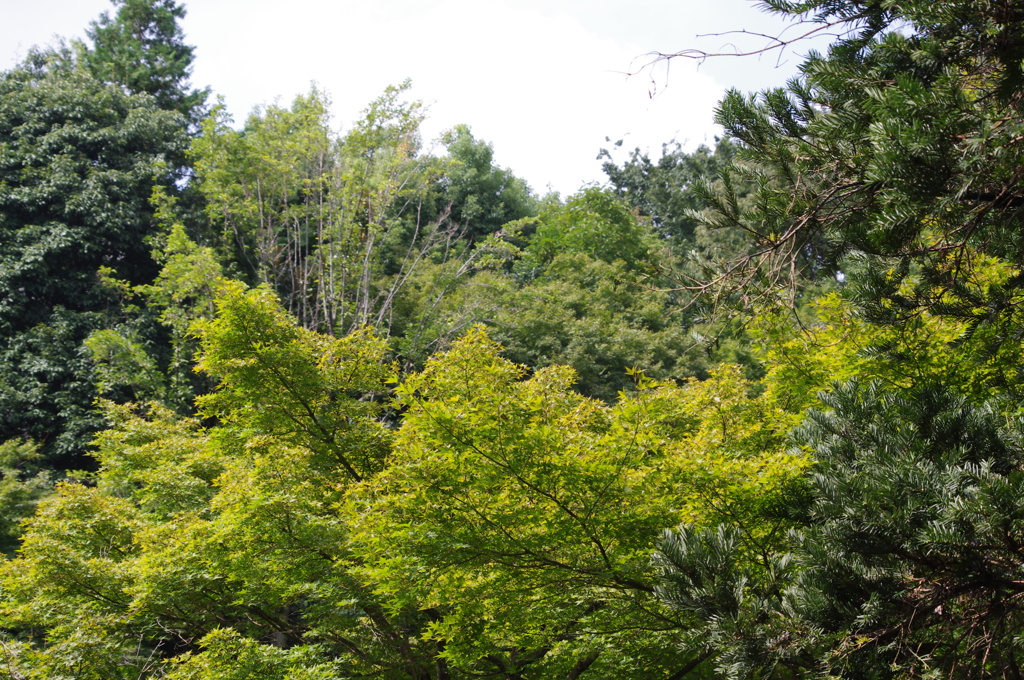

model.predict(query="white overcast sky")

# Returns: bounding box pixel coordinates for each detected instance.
[3,0,831,196]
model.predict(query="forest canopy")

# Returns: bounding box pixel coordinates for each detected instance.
[2,0,1024,678]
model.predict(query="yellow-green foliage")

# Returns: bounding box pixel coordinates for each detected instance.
[193,282,396,482]
[756,253,1024,411]
[0,289,808,679]
[346,328,808,674]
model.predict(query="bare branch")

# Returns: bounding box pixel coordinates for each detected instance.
[617,16,857,97]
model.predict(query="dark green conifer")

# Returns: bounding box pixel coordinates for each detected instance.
[84,0,208,126]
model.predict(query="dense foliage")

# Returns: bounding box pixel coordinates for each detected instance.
[2,0,1024,678]
[0,46,188,465]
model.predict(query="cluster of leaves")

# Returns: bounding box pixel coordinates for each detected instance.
[0,42,189,465]
[0,285,809,679]
[644,0,1024,677]
[9,0,1024,678]
[395,187,746,399]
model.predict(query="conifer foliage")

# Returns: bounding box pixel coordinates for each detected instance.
[652,1,1024,677]
[694,0,1024,321]
[657,383,1024,678]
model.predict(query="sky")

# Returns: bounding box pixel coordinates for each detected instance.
[2,0,833,196]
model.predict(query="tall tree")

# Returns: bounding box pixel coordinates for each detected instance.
[436,124,538,243]
[193,83,461,337]
[600,137,744,244]
[0,48,187,465]
[83,0,208,126]
[651,1,1024,677]
[683,0,1024,328]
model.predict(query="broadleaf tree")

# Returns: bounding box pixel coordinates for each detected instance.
[0,46,187,465]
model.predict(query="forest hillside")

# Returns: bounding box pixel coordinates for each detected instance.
[1,0,1024,678]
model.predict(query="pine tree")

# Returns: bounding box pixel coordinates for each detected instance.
[657,382,1024,678]
[689,0,1024,328]
[653,3,1024,675]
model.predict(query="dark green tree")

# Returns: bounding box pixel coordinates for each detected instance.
[600,137,744,244]
[657,382,1024,679]
[0,48,187,465]
[795,383,1024,679]
[437,124,538,243]
[83,0,208,126]
[650,2,1024,676]
[686,0,1024,326]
